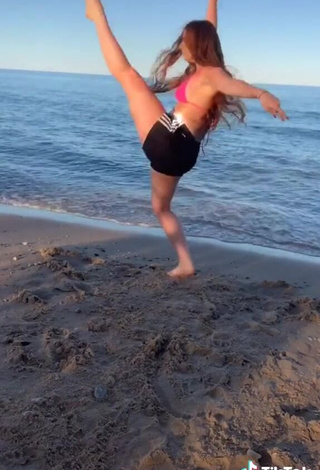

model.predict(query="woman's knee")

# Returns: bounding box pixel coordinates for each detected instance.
[112,64,139,85]
[117,66,142,88]
[152,197,170,217]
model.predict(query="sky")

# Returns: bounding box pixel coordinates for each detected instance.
[0,0,320,86]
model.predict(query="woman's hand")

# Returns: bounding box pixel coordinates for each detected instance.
[85,0,105,22]
[259,91,288,121]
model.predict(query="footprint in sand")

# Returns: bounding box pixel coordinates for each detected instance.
[138,449,175,470]
[10,289,45,305]
[43,327,94,372]
[87,317,110,333]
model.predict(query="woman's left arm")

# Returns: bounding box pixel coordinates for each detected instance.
[210,68,288,120]
[206,0,218,28]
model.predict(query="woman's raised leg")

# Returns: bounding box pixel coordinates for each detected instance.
[86,1,194,277]
[151,170,195,278]
[85,0,165,143]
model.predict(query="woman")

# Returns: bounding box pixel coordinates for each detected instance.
[85,0,287,278]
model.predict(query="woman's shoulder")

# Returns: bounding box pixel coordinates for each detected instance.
[200,66,229,89]
[202,65,224,77]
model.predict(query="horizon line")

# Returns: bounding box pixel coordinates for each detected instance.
[0,67,319,89]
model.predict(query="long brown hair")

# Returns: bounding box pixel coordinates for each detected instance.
[149,20,246,134]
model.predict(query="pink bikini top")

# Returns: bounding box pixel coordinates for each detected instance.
[175,74,206,111]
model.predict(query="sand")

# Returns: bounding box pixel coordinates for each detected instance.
[0,211,320,470]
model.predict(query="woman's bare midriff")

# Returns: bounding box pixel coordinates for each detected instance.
[173,103,209,141]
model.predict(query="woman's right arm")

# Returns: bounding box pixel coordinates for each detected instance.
[206,0,218,29]
[210,68,288,120]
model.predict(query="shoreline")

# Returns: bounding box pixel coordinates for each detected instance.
[1,203,319,265]
[0,204,319,298]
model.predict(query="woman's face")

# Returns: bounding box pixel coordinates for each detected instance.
[180,32,194,63]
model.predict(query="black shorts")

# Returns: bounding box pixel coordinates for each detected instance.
[142,112,200,177]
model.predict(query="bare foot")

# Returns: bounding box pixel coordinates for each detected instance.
[85,0,105,22]
[167,264,195,279]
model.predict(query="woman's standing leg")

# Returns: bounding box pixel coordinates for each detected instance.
[151,170,195,277]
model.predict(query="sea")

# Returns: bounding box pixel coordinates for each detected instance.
[0,69,319,257]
